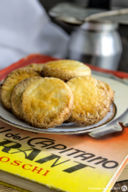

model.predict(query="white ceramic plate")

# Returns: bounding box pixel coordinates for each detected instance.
[0,71,128,135]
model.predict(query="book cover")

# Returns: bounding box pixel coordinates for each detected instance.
[0,54,128,192]
[0,120,128,192]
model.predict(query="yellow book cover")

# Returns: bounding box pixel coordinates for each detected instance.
[0,120,128,192]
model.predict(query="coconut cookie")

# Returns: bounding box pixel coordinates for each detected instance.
[22,77,73,128]
[42,60,91,81]
[67,76,114,125]
[11,76,42,119]
[0,68,40,110]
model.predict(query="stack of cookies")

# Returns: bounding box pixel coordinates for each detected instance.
[0,60,114,129]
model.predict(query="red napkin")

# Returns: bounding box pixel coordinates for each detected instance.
[0,54,128,81]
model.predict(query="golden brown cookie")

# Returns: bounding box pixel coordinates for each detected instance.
[67,76,114,125]
[11,76,42,119]
[25,63,44,73]
[102,81,114,101]
[22,77,73,128]
[43,60,91,81]
[0,68,40,110]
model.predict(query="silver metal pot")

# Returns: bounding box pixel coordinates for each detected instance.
[85,9,128,72]
[68,20,122,70]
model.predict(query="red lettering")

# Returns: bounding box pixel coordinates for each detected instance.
[11,160,22,166]
[32,166,43,174]
[0,156,10,162]
[0,155,49,177]
[43,170,50,176]
[22,164,32,170]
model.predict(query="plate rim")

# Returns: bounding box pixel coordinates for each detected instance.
[0,102,116,135]
[0,70,127,135]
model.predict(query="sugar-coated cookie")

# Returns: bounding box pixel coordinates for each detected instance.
[43,60,91,81]
[67,76,114,125]
[22,77,73,128]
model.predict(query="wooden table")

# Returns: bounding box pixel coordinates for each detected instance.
[0,186,18,192]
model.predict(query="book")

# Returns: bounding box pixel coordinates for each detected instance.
[117,163,128,182]
[0,120,128,192]
[0,54,128,192]
[111,164,128,192]
[0,165,127,192]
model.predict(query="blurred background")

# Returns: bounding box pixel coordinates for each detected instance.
[39,0,128,11]
[39,0,128,72]
[1,0,128,72]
